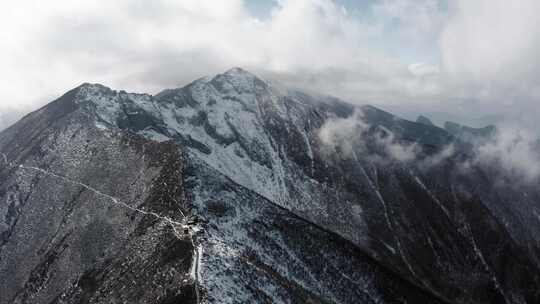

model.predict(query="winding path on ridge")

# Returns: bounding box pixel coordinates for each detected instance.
[0,152,202,303]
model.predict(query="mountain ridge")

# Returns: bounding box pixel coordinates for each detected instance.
[1,68,540,304]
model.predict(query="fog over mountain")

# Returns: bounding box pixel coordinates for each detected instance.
[2,0,540,133]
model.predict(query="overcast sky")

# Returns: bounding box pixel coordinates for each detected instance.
[1,0,540,131]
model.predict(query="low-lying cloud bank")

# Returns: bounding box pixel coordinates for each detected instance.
[472,127,540,182]
[319,109,420,164]
[318,109,540,183]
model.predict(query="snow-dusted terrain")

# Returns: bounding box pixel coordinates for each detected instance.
[1,68,540,304]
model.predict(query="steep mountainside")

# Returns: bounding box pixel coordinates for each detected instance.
[0,93,196,303]
[1,68,540,304]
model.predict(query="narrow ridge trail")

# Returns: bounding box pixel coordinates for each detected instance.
[0,152,202,303]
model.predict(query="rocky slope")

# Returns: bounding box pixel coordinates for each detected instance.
[0,92,195,303]
[1,68,540,303]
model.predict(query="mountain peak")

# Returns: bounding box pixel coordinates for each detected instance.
[220,67,265,83]
[444,120,497,143]
[209,67,268,93]
[223,67,254,76]
[77,82,113,93]
[416,115,434,126]
[74,83,117,103]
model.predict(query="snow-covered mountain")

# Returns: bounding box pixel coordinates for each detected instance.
[1,68,540,304]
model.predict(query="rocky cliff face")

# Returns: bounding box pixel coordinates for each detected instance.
[1,68,539,304]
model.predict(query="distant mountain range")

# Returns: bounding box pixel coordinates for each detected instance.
[415,115,496,144]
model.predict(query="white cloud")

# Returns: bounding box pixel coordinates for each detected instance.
[0,0,447,119]
[374,126,420,162]
[318,109,419,163]
[441,0,540,83]
[372,0,446,45]
[473,127,540,182]
[0,0,257,110]
[0,0,539,136]
[408,63,440,76]
[319,110,540,182]
[318,110,367,157]
[439,0,540,126]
